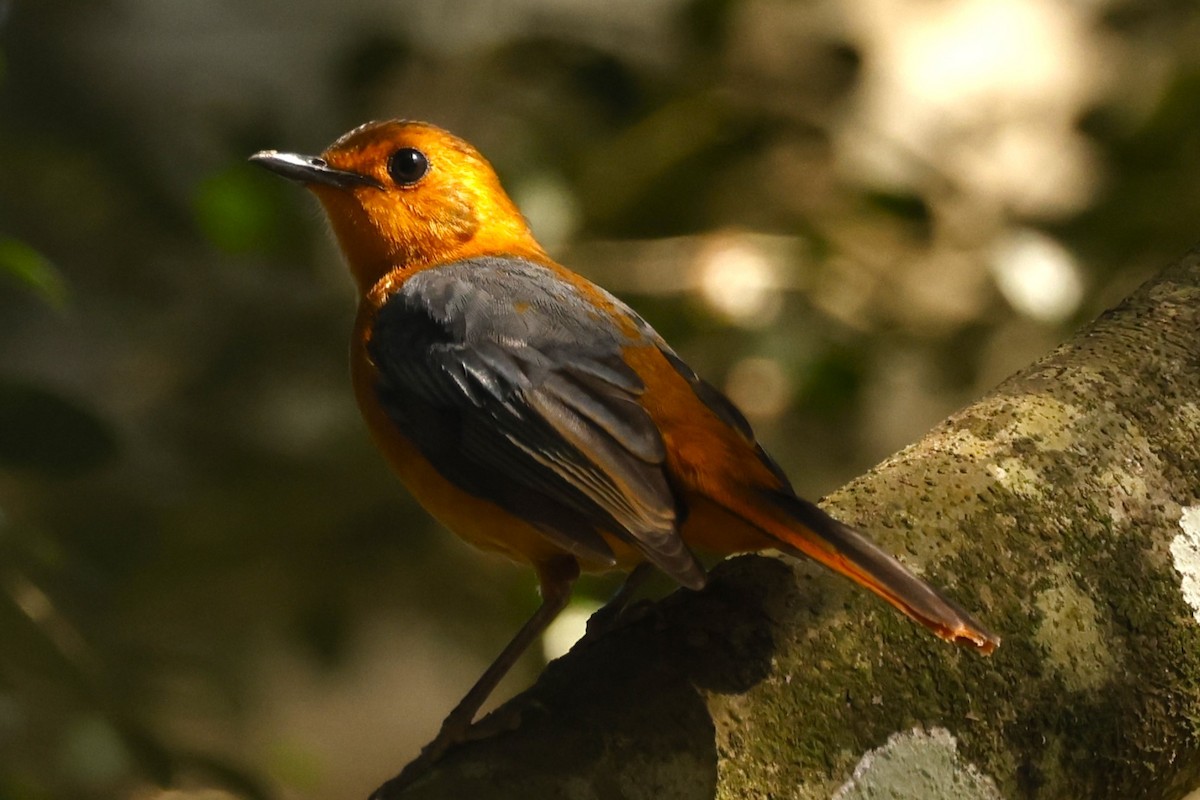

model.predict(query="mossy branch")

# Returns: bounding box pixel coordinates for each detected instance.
[375,247,1200,800]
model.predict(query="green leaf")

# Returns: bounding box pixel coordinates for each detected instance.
[0,382,118,477]
[797,346,865,417]
[0,238,67,308]
[193,166,286,254]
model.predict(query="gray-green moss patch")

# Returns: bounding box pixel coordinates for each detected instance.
[833,727,1001,800]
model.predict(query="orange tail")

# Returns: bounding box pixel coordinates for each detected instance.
[740,490,999,653]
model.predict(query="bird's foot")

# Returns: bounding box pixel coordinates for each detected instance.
[584,596,652,640]
[582,563,657,641]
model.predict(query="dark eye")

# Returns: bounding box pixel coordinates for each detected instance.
[387,147,429,186]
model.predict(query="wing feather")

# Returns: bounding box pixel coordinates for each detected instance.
[368,256,706,587]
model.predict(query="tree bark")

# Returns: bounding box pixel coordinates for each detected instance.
[373,247,1200,800]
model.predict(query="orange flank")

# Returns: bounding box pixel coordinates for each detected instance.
[250,120,998,785]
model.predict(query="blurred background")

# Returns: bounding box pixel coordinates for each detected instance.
[0,0,1197,797]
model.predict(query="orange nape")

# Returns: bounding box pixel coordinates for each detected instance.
[250,119,998,786]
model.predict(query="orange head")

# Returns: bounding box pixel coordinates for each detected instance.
[250,120,546,292]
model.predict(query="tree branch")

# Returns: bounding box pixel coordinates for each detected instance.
[374,247,1200,800]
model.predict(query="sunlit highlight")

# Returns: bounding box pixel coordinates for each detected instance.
[842,0,1104,216]
[697,237,783,326]
[542,598,603,662]
[988,229,1084,322]
[725,357,793,421]
[896,0,1072,104]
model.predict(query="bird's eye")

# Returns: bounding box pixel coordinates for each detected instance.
[387,148,429,186]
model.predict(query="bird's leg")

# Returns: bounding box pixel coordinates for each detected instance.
[585,561,657,638]
[380,557,579,794]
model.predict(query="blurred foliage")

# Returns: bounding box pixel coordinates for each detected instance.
[192,169,290,256]
[0,0,1197,798]
[0,239,67,308]
[1064,69,1200,271]
[0,380,116,476]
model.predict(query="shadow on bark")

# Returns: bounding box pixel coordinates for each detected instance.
[373,557,794,800]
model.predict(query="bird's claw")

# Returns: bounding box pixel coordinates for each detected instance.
[584,597,652,640]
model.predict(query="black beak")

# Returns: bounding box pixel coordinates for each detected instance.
[249,150,383,190]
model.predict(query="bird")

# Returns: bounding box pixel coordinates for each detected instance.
[250,119,998,782]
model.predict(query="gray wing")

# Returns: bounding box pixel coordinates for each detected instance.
[367,256,706,588]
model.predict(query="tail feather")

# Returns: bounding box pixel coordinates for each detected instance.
[753,490,999,654]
